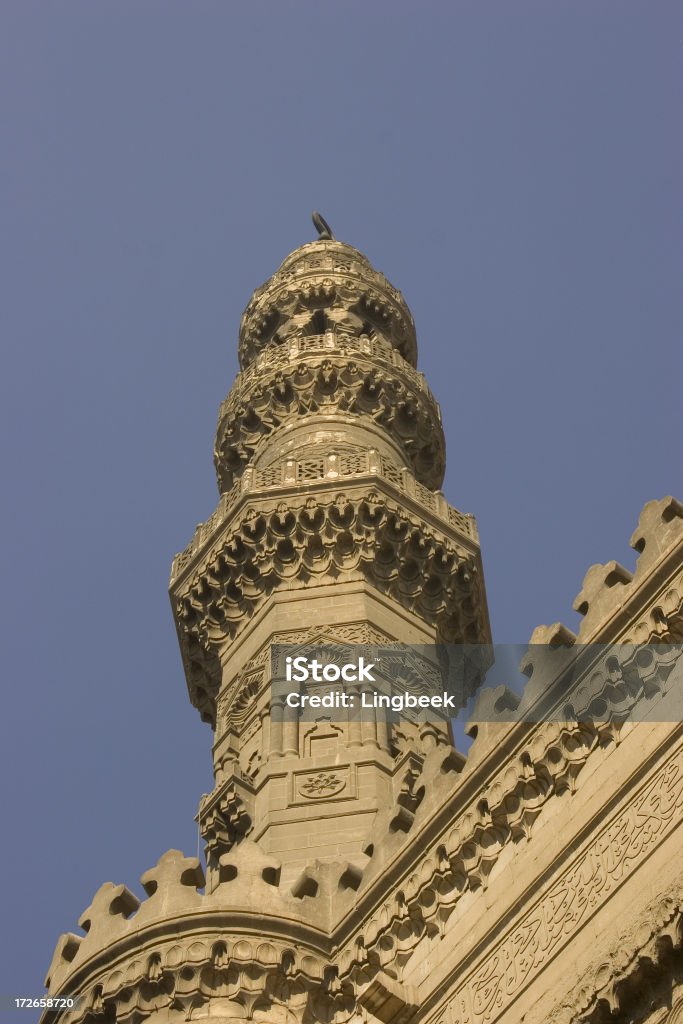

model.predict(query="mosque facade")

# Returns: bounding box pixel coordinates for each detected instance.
[43,228,683,1024]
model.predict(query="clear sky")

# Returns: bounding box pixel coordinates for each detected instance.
[1,1,681,1004]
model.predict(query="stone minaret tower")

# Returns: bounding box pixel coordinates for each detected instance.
[170,224,491,889]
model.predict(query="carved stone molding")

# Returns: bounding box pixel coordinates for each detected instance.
[518,635,683,728]
[195,652,683,992]
[44,729,683,1024]
[44,845,351,1020]
[43,206,683,1024]
[46,930,358,1024]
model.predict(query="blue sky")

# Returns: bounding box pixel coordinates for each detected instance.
[1,1,681,1003]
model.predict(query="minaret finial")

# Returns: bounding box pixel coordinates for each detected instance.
[312,210,334,240]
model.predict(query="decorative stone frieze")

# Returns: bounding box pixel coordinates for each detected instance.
[548,887,683,1024]
[43,722,683,1023]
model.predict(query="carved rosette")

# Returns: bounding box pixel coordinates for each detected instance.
[297,770,347,799]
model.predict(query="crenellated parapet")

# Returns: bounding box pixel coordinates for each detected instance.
[43,846,357,1024]
[45,696,683,1022]
[569,495,683,644]
[465,496,683,772]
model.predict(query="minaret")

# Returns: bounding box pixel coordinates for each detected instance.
[169,219,491,887]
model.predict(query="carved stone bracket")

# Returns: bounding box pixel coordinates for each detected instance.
[199,775,255,866]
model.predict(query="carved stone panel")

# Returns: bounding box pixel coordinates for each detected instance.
[291,765,355,806]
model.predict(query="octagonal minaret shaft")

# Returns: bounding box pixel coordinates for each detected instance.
[170,223,491,879]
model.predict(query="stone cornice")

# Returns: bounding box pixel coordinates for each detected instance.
[43,195,683,1022]
[44,495,683,1023]
[329,651,683,969]
[171,457,477,588]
